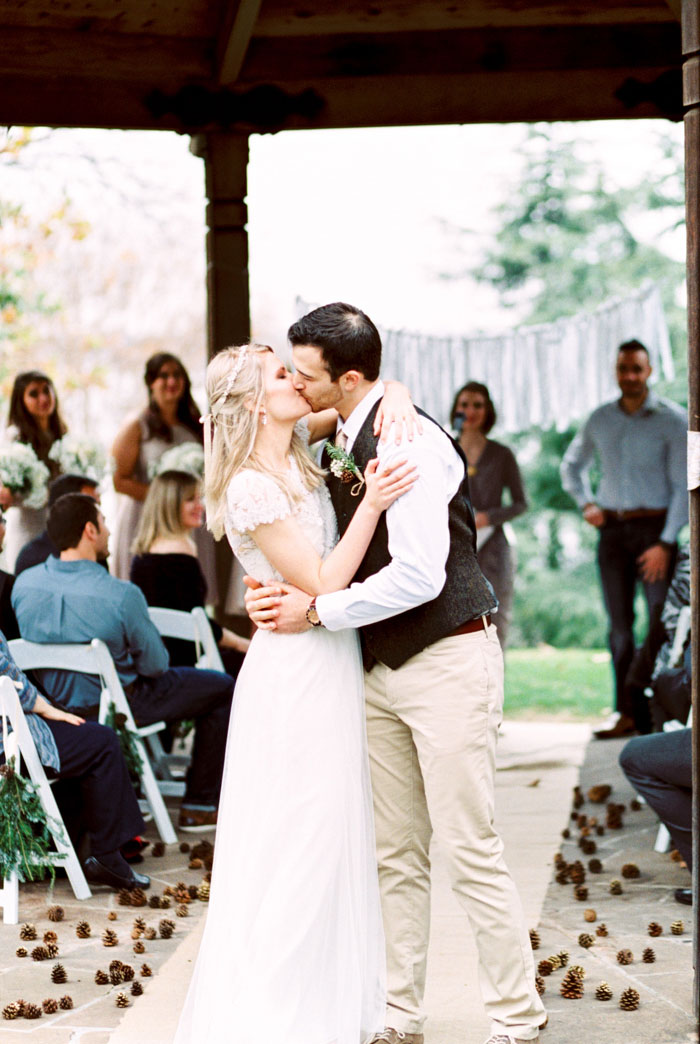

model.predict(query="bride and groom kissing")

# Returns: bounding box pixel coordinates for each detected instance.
[174,303,546,1044]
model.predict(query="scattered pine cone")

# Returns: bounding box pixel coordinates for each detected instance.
[131,981,144,996]
[120,964,134,982]
[555,868,569,885]
[560,970,584,999]
[42,999,58,1014]
[554,852,566,866]
[648,921,663,937]
[616,949,634,965]
[133,916,147,932]
[596,825,605,836]
[76,921,91,939]
[557,950,570,967]
[187,884,199,899]
[118,889,133,907]
[152,841,165,857]
[31,946,50,961]
[670,848,684,863]
[619,987,640,1011]
[529,929,540,950]
[130,888,148,908]
[148,894,162,909]
[568,861,586,884]
[173,884,191,905]
[108,911,118,921]
[577,814,588,828]
[561,828,570,839]
[144,927,157,940]
[630,798,642,811]
[671,920,684,935]
[535,974,545,996]
[179,841,190,853]
[572,786,584,809]
[16,947,27,958]
[23,1003,42,1019]
[587,784,612,803]
[46,943,59,958]
[197,881,210,903]
[642,947,656,963]
[578,933,594,949]
[588,858,603,873]
[95,970,109,985]
[580,839,597,855]
[115,992,130,1008]
[47,905,64,922]
[141,963,152,977]
[133,940,145,954]
[569,965,585,980]
[59,996,73,1010]
[584,908,597,923]
[51,964,67,984]
[3,1003,22,1020]
[596,923,608,937]
[189,857,204,870]
[574,885,588,902]
[110,966,125,986]
[547,954,562,970]
[102,929,118,947]
[43,930,58,944]
[159,918,176,939]
[537,959,554,977]
[19,923,37,941]
[609,879,623,895]
[176,904,189,918]
[595,982,613,1002]
[160,897,171,909]
[621,863,640,879]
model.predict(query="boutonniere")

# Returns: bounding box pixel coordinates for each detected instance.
[325,441,365,497]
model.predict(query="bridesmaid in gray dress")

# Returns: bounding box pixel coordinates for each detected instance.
[0,371,66,571]
[110,353,221,603]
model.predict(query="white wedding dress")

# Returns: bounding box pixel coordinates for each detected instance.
[173,448,385,1044]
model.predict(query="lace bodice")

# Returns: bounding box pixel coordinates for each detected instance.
[225,459,338,582]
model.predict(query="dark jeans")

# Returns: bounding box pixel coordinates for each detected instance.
[45,719,145,859]
[129,667,234,808]
[597,517,673,718]
[619,728,692,868]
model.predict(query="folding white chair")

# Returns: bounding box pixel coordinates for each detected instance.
[9,638,177,845]
[0,676,92,924]
[148,606,225,672]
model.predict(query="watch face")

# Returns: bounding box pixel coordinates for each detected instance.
[306,603,321,626]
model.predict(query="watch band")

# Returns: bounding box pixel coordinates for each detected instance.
[305,596,324,628]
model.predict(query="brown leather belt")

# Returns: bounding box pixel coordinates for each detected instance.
[449,614,491,637]
[604,508,667,523]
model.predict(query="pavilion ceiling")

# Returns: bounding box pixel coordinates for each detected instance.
[0,0,683,132]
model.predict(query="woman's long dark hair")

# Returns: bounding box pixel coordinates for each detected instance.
[8,370,67,467]
[449,381,497,435]
[142,353,203,444]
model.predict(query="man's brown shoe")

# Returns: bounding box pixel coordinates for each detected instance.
[368,1032,424,1044]
[593,713,636,740]
[178,807,217,832]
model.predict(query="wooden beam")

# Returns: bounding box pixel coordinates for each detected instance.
[253,0,675,38]
[216,0,265,85]
[666,0,683,20]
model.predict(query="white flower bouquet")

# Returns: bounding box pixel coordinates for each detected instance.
[148,442,205,481]
[49,436,108,482]
[0,443,50,509]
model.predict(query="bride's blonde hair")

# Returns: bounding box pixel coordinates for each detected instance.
[203,344,325,539]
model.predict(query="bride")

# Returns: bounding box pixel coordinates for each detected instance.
[173,344,417,1044]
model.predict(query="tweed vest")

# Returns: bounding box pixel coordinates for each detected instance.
[322,402,496,670]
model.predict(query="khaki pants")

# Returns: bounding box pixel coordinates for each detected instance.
[365,625,545,1039]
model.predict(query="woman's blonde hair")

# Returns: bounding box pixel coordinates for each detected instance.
[203,344,325,540]
[132,469,199,554]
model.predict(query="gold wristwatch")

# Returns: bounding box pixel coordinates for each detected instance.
[305,597,324,628]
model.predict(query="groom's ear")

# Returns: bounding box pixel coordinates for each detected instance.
[339,370,362,393]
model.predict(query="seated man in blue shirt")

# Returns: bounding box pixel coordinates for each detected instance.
[0,629,149,892]
[12,493,235,832]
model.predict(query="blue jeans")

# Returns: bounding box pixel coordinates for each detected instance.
[129,667,234,808]
[619,728,692,868]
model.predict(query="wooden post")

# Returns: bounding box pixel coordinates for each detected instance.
[682,0,700,1016]
[190,132,251,358]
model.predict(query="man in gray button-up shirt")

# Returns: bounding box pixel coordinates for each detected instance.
[561,339,687,738]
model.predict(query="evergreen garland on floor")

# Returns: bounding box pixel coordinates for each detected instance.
[0,759,62,882]
[103,703,143,779]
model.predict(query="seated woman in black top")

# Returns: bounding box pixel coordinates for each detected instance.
[130,470,250,674]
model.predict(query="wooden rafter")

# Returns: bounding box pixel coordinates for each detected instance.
[216,0,264,85]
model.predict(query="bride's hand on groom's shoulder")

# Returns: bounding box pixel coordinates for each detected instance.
[375,381,423,445]
[243,575,311,633]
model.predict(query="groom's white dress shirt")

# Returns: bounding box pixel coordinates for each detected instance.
[316,381,466,631]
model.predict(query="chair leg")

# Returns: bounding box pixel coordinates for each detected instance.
[654,823,672,853]
[134,736,178,845]
[0,872,19,924]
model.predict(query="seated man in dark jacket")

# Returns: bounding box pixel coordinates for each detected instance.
[14,473,101,576]
[12,493,235,832]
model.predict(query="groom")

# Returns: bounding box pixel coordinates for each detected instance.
[244,302,545,1044]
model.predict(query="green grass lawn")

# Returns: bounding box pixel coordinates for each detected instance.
[505,647,612,720]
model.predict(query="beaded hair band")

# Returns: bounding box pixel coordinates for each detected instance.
[222,346,249,399]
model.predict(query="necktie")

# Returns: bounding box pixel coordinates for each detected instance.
[335,430,348,451]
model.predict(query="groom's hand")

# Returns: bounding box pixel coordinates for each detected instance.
[243,575,312,633]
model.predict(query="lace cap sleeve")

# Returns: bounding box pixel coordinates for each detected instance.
[225,469,293,534]
[294,417,311,445]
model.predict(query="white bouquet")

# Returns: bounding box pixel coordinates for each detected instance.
[148,442,205,481]
[0,443,50,509]
[49,436,108,482]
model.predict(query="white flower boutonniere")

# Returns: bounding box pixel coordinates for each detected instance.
[324,441,365,497]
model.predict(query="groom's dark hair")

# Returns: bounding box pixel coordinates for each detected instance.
[288,302,382,382]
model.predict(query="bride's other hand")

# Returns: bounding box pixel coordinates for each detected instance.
[363,458,417,514]
[243,574,283,630]
[375,381,423,444]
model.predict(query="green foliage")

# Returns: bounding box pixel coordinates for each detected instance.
[506,648,611,718]
[0,758,62,882]
[103,702,143,781]
[510,562,607,649]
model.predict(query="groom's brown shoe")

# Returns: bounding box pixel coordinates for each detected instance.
[368,1031,424,1044]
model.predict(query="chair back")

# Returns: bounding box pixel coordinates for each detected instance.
[148,606,225,672]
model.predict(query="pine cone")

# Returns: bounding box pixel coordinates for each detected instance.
[76,921,91,939]
[131,981,144,996]
[574,885,588,901]
[140,963,152,977]
[152,841,165,857]
[648,921,663,937]
[14,1000,27,1016]
[197,881,210,903]
[609,879,623,895]
[46,943,59,959]
[47,905,64,922]
[596,923,608,937]
[173,885,191,904]
[23,1003,42,1019]
[595,982,613,1001]
[16,947,27,958]
[115,992,130,1008]
[561,828,571,839]
[179,841,190,853]
[557,949,570,967]
[43,930,58,944]
[568,861,586,884]
[616,948,634,965]
[133,940,145,954]
[108,911,118,921]
[535,974,545,996]
[176,904,189,918]
[619,987,640,1011]
[584,908,597,923]
[144,927,157,940]
[596,825,605,836]
[31,946,50,961]
[630,798,642,811]
[2,1003,22,1020]
[110,966,124,986]
[130,888,148,908]
[547,953,562,970]
[121,964,135,982]
[102,929,119,947]
[578,933,594,949]
[59,996,73,1010]
[671,920,684,935]
[537,958,554,977]
[160,896,171,909]
[148,894,162,909]
[189,857,204,870]
[577,814,588,828]
[555,868,569,885]
[42,999,58,1014]
[118,888,133,907]
[587,784,612,803]
[581,839,596,855]
[621,863,640,879]
[159,918,176,939]
[569,965,585,980]
[188,884,199,899]
[133,916,147,932]
[642,947,656,963]
[51,964,67,984]
[95,970,109,985]
[560,970,584,999]
[19,923,37,940]
[554,852,565,866]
